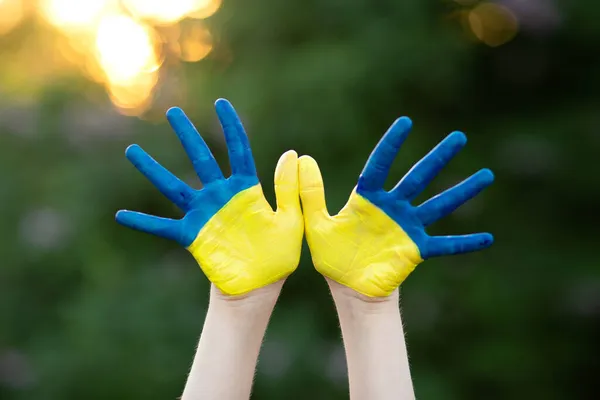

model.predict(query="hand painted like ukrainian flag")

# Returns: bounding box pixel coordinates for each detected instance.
[116,99,303,296]
[299,117,494,298]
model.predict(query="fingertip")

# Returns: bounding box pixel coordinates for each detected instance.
[165,106,184,120]
[448,131,467,146]
[297,155,328,217]
[281,149,299,162]
[274,150,301,212]
[298,155,318,175]
[125,144,142,158]
[480,232,494,247]
[214,98,232,110]
[298,154,317,166]
[115,210,129,224]
[384,116,412,144]
[215,99,239,124]
[278,150,299,174]
[394,116,413,131]
[298,155,323,187]
[479,168,495,183]
[275,150,299,182]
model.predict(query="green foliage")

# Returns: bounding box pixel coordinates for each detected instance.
[1,0,599,399]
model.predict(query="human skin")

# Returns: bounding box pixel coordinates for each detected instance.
[115,100,303,400]
[328,280,415,400]
[298,116,494,399]
[181,282,283,400]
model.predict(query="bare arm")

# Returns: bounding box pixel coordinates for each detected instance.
[328,280,415,400]
[181,282,283,400]
[115,102,303,400]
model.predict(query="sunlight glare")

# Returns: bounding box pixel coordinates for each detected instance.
[39,0,114,31]
[107,71,158,115]
[95,14,159,84]
[94,14,160,113]
[124,0,200,25]
[0,0,24,35]
[2,0,218,116]
[188,0,222,19]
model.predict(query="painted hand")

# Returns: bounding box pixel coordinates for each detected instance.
[116,99,303,296]
[299,117,494,297]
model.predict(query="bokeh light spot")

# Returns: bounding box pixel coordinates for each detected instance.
[469,2,519,47]
[94,14,160,113]
[95,14,159,84]
[179,23,212,62]
[2,0,221,117]
[107,72,158,115]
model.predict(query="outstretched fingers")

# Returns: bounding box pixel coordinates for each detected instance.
[417,168,494,226]
[392,131,467,201]
[125,144,195,210]
[166,107,224,184]
[424,233,494,258]
[115,210,183,243]
[215,98,257,177]
[358,117,413,192]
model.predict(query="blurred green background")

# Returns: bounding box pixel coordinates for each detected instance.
[1,0,599,399]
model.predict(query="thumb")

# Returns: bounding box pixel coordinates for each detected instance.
[298,155,330,222]
[274,150,301,214]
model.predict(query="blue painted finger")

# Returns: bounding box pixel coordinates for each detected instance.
[417,168,494,226]
[125,144,195,210]
[357,117,413,192]
[214,98,257,177]
[392,131,467,200]
[115,210,183,243]
[424,233,494,258]
[166,107,224,184]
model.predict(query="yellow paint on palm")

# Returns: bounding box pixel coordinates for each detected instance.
[187,149,304,296]
[299,155,423,298]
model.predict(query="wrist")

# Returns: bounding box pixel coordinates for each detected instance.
[209,280,283,314]
[327,278,399,314]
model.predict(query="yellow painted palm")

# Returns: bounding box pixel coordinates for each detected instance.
[299,117,494,297]
[116,99,304,295]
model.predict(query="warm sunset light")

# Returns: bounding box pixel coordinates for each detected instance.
[0,0,25,35]
[93,14,160,112]
[107,71,158,114]
[95,14,159,84]
[1,0,221,116]
[178,23,213,62]
[188,0,222,19]
[123,0,200,25]
[39,0,114,31]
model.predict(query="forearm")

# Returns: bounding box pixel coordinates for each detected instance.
[329,280,415,400]
[181,282,282,400]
